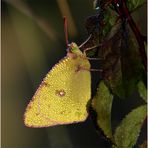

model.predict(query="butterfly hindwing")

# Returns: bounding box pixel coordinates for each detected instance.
[24,55,91,127]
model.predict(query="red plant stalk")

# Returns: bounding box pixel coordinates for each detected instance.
[114,0,147,70]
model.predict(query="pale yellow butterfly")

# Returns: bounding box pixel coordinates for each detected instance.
[24,42,91,127]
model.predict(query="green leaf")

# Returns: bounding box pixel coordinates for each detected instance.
[103,7,117,36]
[137,81,147,102]
[114,105,147,148]
[126,0,146,12]
[102,23,144,98]
[92,81,113,140]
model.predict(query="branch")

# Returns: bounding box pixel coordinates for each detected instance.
[112,0,147,70]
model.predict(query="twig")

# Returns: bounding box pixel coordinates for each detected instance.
[113,0,147,70]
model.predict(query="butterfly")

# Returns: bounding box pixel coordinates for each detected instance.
[24,42,92,127]
[24,16,101,127]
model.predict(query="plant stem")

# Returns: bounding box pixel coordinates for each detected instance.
[113,0,147,70]
[122,0,147,70]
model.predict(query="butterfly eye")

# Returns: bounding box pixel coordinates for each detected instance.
[70,43,77,50]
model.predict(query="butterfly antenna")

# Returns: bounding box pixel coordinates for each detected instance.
[63,16,69,48]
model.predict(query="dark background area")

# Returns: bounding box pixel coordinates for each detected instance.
[2,0,147,148]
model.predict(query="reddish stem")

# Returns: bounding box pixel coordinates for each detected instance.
[113,0,147,70]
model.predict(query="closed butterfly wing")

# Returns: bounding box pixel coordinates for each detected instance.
[24,54,91,127]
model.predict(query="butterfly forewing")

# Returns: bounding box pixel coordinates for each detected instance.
[24,55,91,127]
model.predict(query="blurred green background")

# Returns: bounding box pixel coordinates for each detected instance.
[2,0,147,148]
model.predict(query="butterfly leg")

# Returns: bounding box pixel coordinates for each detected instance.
[83,45,98,56]
[76,66,102,72]
[90,69,103,72]
[83,44,102,56]
[87,57,102,60]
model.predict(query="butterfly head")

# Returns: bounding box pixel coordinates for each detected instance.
[68,42,83,55]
